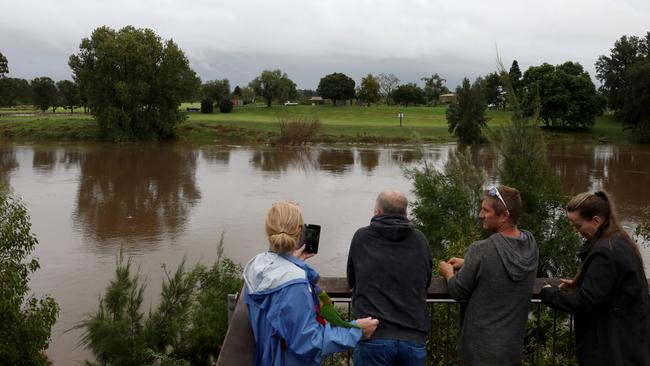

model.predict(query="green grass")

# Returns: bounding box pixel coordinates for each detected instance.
[0,105,630,144]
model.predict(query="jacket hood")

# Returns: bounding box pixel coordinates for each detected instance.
[370,214,414,241]
[491,230,538,282]
[244,252,312,295]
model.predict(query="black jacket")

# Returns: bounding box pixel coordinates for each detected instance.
[540,235,650,366]
[346,214,432,342]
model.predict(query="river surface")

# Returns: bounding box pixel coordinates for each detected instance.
[1,141,649,365]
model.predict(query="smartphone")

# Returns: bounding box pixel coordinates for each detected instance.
[302,224,321,254]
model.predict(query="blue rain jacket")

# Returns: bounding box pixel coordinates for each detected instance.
[243,252,362,366]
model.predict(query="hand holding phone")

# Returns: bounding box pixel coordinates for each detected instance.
[302,224,321,254]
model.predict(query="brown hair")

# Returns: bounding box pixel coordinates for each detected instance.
[568,190,647,283]
[265,202,304,253]
[483,185,523,225]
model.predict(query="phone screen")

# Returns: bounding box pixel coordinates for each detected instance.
[303,224,321,254]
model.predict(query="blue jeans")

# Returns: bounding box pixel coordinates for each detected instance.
[354,338,426,366]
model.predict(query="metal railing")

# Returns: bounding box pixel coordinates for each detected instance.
[216,277,644,365]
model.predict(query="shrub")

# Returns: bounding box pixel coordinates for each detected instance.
[200,99,214,113]
[0,190,59,365]
[219,99,233,113]
[274,116,322,146]
[446,77,488,144]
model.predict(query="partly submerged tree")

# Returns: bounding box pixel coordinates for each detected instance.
[69,25,201,141]
[0,190,59,365]
[446,77,488,144]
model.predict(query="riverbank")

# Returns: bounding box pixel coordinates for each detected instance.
[0,105,629,144]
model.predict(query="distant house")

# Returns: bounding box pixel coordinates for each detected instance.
[439,93,457,104]
[309,96,324,105]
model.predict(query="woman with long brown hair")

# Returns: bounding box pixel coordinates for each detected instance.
[540,191,650,365]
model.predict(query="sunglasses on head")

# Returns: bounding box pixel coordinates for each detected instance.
[488,186,509,211]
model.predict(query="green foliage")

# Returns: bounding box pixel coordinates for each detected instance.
[200,99,213,114]
[0,191,59,365]
[595,32,650,111]
[219,99,233,113]
[421,73,450,105]
[636,207,650,245]
[446,77,488,144]
[56,80,81,113]
[484,72,506,110]
[69,25,201,141]
[317,72,356,105]
[31,77,59,112]
[496,66,582,277]
[0,77,31,106]
[249,69,297,107]
[202,79,230,104]
[0,51,7,76]
[407,150,486,260]
[521,62,602,129]
[78,235,243,365]
[274,116,322,146]
[392,83,425,107]
[357,74,381,106]
[232,86,242,97]
[617,59,650,143]
[522,307,577,366]
[509,60,523,94]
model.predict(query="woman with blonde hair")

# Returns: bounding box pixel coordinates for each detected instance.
[243,202,378,365]
[541,191,650,365]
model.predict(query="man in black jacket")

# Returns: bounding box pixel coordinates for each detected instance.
[347,190,432,365]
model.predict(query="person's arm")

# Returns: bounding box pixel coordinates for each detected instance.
[273,283,362,363]
[446,244,480,301]
[540,251,616,314]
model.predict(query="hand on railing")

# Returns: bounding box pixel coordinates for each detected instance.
[355,317,379,339]
[558,279,576,292]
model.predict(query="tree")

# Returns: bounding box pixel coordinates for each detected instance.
[0,51,8,77]
[377,73,400,104]
[31,77,59,112]
[421,73,450,105]
[509,60,522,94]
[484,72,506,110]
[446,77,488,144]
[595,32,650,111]
[0,77,31,107]
[232,85,242,97]
[69,25,201,141]
[357,73,381,106]
[617,59,650,142]
[202,79,230,105]
[521,62,602,129]
[56,80,80,113]
[317,72,355,105]
[249,69,296,107]
[219,99,234,113]
[392,83,425,107]
[0,191,59,365]
[201,99,214,113]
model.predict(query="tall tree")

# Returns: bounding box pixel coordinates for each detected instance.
[446,77,488,144]
[232,85,242,97]
[31,77,58,112]
[202,79,230,104]
[484,72,506,110]
[521,61,602,129]
[69,26,201,141]
[421,73,450,105]
[56,80,80,113]
[509,60,522,94]
[0,77,31,107]
[357,73,381,106]
[595,32,650,111]
[317,72,356,105]
[392,83,426,107]
[377,73,400,104]
[249,69,297,107]
[617,59,650,142]
[0,51,8,77]
[0,192,59,365]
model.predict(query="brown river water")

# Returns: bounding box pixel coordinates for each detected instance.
[0,141,649,365]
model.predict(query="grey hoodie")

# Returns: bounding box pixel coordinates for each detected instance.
[447,231,538,366]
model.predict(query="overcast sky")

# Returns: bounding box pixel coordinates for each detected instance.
[1,0,648,90]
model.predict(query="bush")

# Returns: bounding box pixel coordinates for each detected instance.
[219,99,233,113]
[274,116,322,146]
[78,234,243,365]
[200,99,214,113]
[446,77,488,144]
[0,190,59,365]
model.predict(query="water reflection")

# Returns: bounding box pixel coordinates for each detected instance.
[74,146,201,248]
[250,148,318,173]
[0,147,18,183]
[201,148,231,166]
[32,149,57,173]
[318,149,354,174]
[358,149,380,173]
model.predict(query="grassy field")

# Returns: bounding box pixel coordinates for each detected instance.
[0,104,629,144]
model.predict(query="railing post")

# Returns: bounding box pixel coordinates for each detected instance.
[227,293,238,324]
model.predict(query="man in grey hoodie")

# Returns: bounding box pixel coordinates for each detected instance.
[439,185,538,366]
